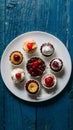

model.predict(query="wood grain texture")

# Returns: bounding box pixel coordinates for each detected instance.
[0,0,5,130]
[36,0,67,43]
[3,0,37,130]
[67,0,73,130]
[35,0,72,130]
[0,0,73,130]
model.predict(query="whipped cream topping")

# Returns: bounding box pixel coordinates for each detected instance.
[11,68,25,83]
[51,59,62,70]
[42,45,54,56]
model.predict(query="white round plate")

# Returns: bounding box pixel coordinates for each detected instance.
[1,31,72,102]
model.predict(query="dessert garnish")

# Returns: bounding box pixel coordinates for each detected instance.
[45,76,54,87]
[15,73,21,79]
[27,43,33,50]
[14,54,20,61]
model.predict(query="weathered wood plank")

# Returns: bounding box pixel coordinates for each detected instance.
[0,0,5,58]
[35,0,71,130]
[5,90,37,130]
[4,0,36,130]
[5,0,35,44]
[36,0,67,44]
[67,0,73,129]
[0,0,5,130]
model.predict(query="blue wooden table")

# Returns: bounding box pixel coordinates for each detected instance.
[0,0,73,130]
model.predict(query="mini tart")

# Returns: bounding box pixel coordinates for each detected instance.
[25,80,40,95]
[41,73,56,89]
[40,43,54,57]
[23,39,37,53]
[9,51,23,65]
[26,57,46,77]
[50,58,63,72]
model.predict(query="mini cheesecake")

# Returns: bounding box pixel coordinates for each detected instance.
[25,80,40,95]
[40,43,54,57]
[41,73,56,89]
[11,68,25,84]
[50,58,63,72]
[23,39,37,53]
[9,51,23,65]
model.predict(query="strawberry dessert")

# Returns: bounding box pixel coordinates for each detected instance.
[50,58,63,72]
[11,68,25,83]
[41,73,56,89]
[26,57,46,77]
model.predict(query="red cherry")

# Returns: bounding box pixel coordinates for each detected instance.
[14,55,20,61]
[27,43,33,50]
[31,71,35,76]
[45,77,54,87]
[52,61,59,68]
[38,69,43,75]
[15,73,21,79]
[32,61,39,68]
[29,68,33,73]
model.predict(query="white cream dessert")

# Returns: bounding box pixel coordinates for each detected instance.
[40,43,54,57]
[50,58,63,72]
[11,68,25,83]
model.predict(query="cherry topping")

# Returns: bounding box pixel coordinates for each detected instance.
[15,73,21,79]
[14,54,20,61]
[37,69,43,75]
[52,61,59,68]
[29,68,33,73]
[45,76,54,87]
[32,61,39,68]
[27,43,33,50]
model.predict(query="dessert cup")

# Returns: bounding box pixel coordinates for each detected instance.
[11,68,25,84]
[41,73,57,89]
[26,57,46,77]
[23,39,37,53]
[25,79,40,95]
[9,51,23,66]
[49,58,63,73]
[40,43,54,57]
